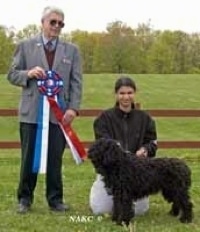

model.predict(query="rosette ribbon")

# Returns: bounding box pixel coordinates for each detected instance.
[32,70,86,173]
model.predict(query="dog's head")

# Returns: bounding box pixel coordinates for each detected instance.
[88,138,124,172]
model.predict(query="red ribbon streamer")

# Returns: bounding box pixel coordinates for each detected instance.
[48,97,87,161]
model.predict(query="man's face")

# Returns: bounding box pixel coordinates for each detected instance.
[42,12,64,39]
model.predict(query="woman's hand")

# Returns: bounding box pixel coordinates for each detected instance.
[136,147,148,158]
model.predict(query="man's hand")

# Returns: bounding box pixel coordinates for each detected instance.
[27,66,45,79]
[62,109,77,125]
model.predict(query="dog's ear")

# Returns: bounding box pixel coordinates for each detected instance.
[102,139,123,166]
[87,138,124,166]
[87,143,100,160]
[87,138,107,162]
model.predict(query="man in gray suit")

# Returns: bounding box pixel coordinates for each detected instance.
[7,6,82,213]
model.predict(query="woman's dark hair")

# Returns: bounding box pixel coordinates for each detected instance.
[114,76,137,93]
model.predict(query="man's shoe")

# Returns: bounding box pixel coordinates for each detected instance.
[50,203,69,212]
[17,203,30,214]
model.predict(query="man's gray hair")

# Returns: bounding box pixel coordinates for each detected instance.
[41,6,65,21]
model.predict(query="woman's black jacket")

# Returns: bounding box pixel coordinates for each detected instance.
[93,106,157,157]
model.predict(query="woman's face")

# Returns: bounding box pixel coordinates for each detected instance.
[115,86,135,111]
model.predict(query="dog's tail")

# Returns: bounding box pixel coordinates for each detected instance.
[186,165,192,188]
[180,161,192,188]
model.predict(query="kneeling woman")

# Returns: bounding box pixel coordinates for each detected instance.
[89,76,158,216]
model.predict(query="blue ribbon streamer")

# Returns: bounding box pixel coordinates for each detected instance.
[32,95,44,173]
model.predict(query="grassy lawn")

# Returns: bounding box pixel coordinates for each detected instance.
[0,74,200,231]
[1,74,200,142]
[1,73,200,109]
[0,150,199,232]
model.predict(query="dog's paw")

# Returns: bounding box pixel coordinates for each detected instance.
[179,216,193,223]
[169,208,179,217]
[111,215,118,223]
[112,215,123,226]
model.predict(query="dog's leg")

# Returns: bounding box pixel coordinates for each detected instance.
[112,194,134,226]
[162,188,180,217]
[169,201,180,217]
[162,187,193,223]
[112,195,122,225]
[120,196,134,226]
[178,193,193,223]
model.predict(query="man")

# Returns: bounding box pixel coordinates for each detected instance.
[7,6,82,213]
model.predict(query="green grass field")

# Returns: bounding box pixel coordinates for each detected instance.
[0,74,200,231]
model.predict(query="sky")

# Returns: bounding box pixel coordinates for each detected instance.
[1,0,200,33]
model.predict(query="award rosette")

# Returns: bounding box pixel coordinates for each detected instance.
[32,70,86,174]
[37,70,63,97]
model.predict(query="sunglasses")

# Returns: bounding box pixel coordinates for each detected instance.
[49,19,65,28]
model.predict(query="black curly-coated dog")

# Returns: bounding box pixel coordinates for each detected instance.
[88,138,193,226]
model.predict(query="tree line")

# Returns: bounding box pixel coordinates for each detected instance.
[1,20,200,74]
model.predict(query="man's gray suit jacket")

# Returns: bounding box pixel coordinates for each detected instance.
[7,34,82,124]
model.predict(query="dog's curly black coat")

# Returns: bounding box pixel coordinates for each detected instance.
[88,138,193,225]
